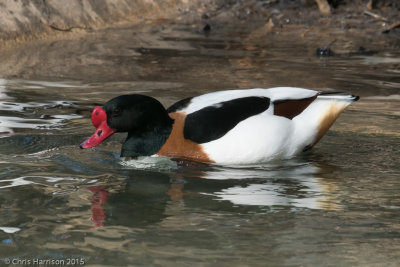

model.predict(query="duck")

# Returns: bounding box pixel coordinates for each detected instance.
[80,87,359,165]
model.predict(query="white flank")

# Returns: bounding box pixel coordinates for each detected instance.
[202,110,293,164]
[189,88,357,165]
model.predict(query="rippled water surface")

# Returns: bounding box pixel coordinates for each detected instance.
[0,26,399,266]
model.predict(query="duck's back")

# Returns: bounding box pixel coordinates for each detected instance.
[159,87,358,164]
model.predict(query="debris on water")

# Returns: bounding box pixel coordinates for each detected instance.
[315,0,331,16]
[316,40,377,58]
[316,39,337,57]
[203,24,211,33]
[203,23,211,37]
[316,46,335,57]
[382,21,400,33]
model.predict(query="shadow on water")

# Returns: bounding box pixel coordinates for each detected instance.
[0,26,399,266]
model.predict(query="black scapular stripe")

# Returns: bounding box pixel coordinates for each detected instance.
[166,96,193,113]
[184,96,270,144]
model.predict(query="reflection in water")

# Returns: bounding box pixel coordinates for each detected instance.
[0,79,82,133]
[0,79,13,133]
[0,175,86,190]
[213,179,338,209]
[199,163,341,210]
[0,157,340,239]
[88,186,109,229]
[0,227,20,234]
[91,158,341,233]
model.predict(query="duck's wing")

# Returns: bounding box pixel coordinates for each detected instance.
[273,95,318,119]
[167,87,318,114]
[166,96,194,113]
[183,96,271,144]
[272,90,361,120]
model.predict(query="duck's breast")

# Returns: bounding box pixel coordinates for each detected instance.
[157,112,214,163]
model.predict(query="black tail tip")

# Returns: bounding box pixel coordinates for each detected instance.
[353,95,360,101]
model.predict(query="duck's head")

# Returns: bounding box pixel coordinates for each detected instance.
[80,94,173,150]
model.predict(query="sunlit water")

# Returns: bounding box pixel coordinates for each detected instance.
[0,27,399,266]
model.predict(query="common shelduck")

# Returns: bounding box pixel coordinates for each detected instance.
[80,87,359,165]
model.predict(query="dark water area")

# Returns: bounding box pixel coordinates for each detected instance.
[0,22,399,266]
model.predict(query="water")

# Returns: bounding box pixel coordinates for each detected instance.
[0,24,399,266]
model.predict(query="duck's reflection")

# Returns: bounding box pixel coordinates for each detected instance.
[86,159,341,228]
[199,162,341,210]
[87,170,171,228]
[87,186,109,228]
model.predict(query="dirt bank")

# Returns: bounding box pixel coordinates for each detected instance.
[0,0,398,82]
[1,0,398,45]
[0,0,208,45]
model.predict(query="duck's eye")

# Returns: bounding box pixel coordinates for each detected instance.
[113,108,121,116]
